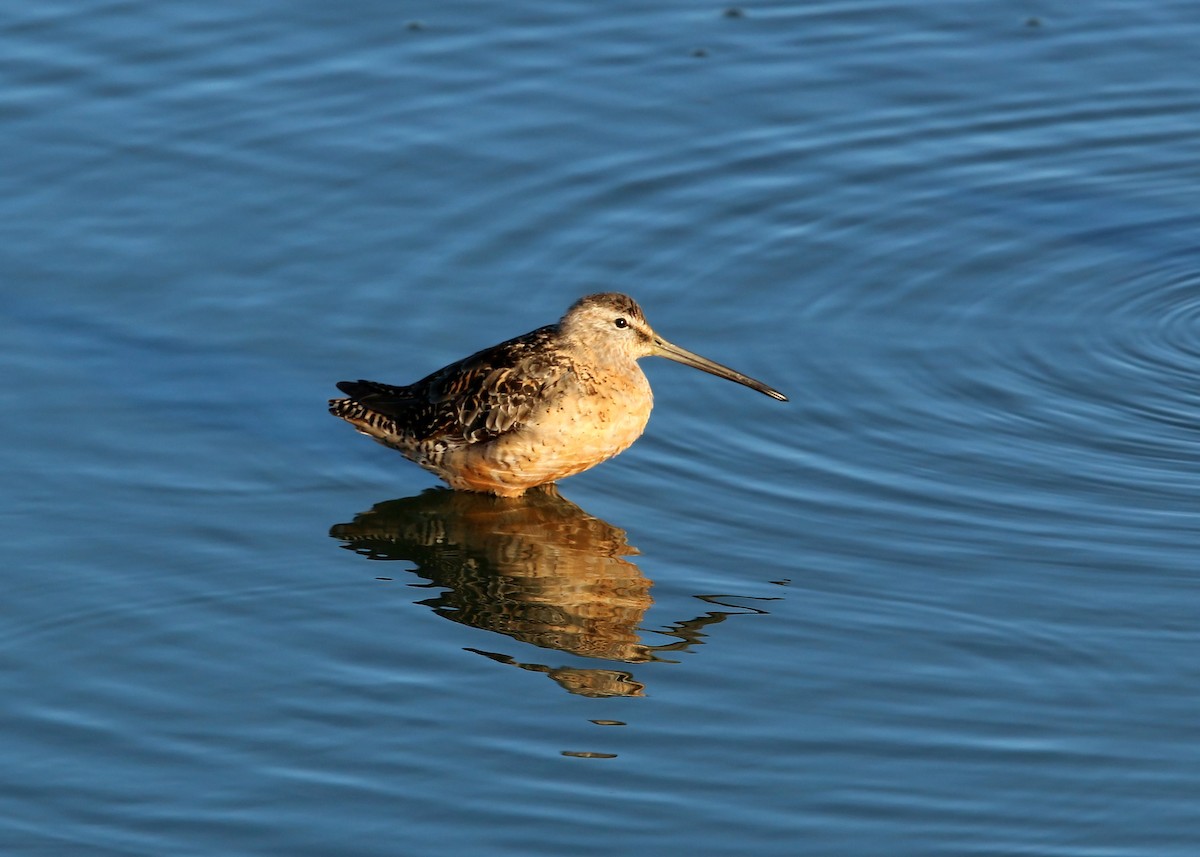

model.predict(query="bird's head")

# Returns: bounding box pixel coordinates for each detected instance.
[559,293,788,401]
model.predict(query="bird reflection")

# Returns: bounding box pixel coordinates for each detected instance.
[329,486,771,697]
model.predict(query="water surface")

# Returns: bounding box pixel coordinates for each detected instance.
[2,2,1198,855]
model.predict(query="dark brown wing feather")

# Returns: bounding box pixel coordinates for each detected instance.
[333,325,570,446]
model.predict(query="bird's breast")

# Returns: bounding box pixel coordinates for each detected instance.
[539,365,654,455]
[441,365,654,495]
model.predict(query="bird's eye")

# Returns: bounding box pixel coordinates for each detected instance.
[614,317,629,329]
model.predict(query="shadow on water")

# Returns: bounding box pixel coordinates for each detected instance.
[329,486,776,698]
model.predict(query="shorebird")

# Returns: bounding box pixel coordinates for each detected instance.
[329,292,787,496]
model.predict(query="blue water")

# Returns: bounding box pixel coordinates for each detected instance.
[3,2,1198,855]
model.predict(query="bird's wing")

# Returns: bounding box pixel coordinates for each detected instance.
[336,326,570,446]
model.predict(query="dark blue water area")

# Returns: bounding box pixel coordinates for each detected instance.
[2,2,1198,855]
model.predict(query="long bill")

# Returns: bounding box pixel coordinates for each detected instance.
[652,336,788,402]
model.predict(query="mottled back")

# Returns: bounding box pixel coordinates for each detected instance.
[333,325,571,448]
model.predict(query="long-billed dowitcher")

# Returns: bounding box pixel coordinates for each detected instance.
[329,292,786,496]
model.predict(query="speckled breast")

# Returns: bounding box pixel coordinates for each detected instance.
[439,367,654,496]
